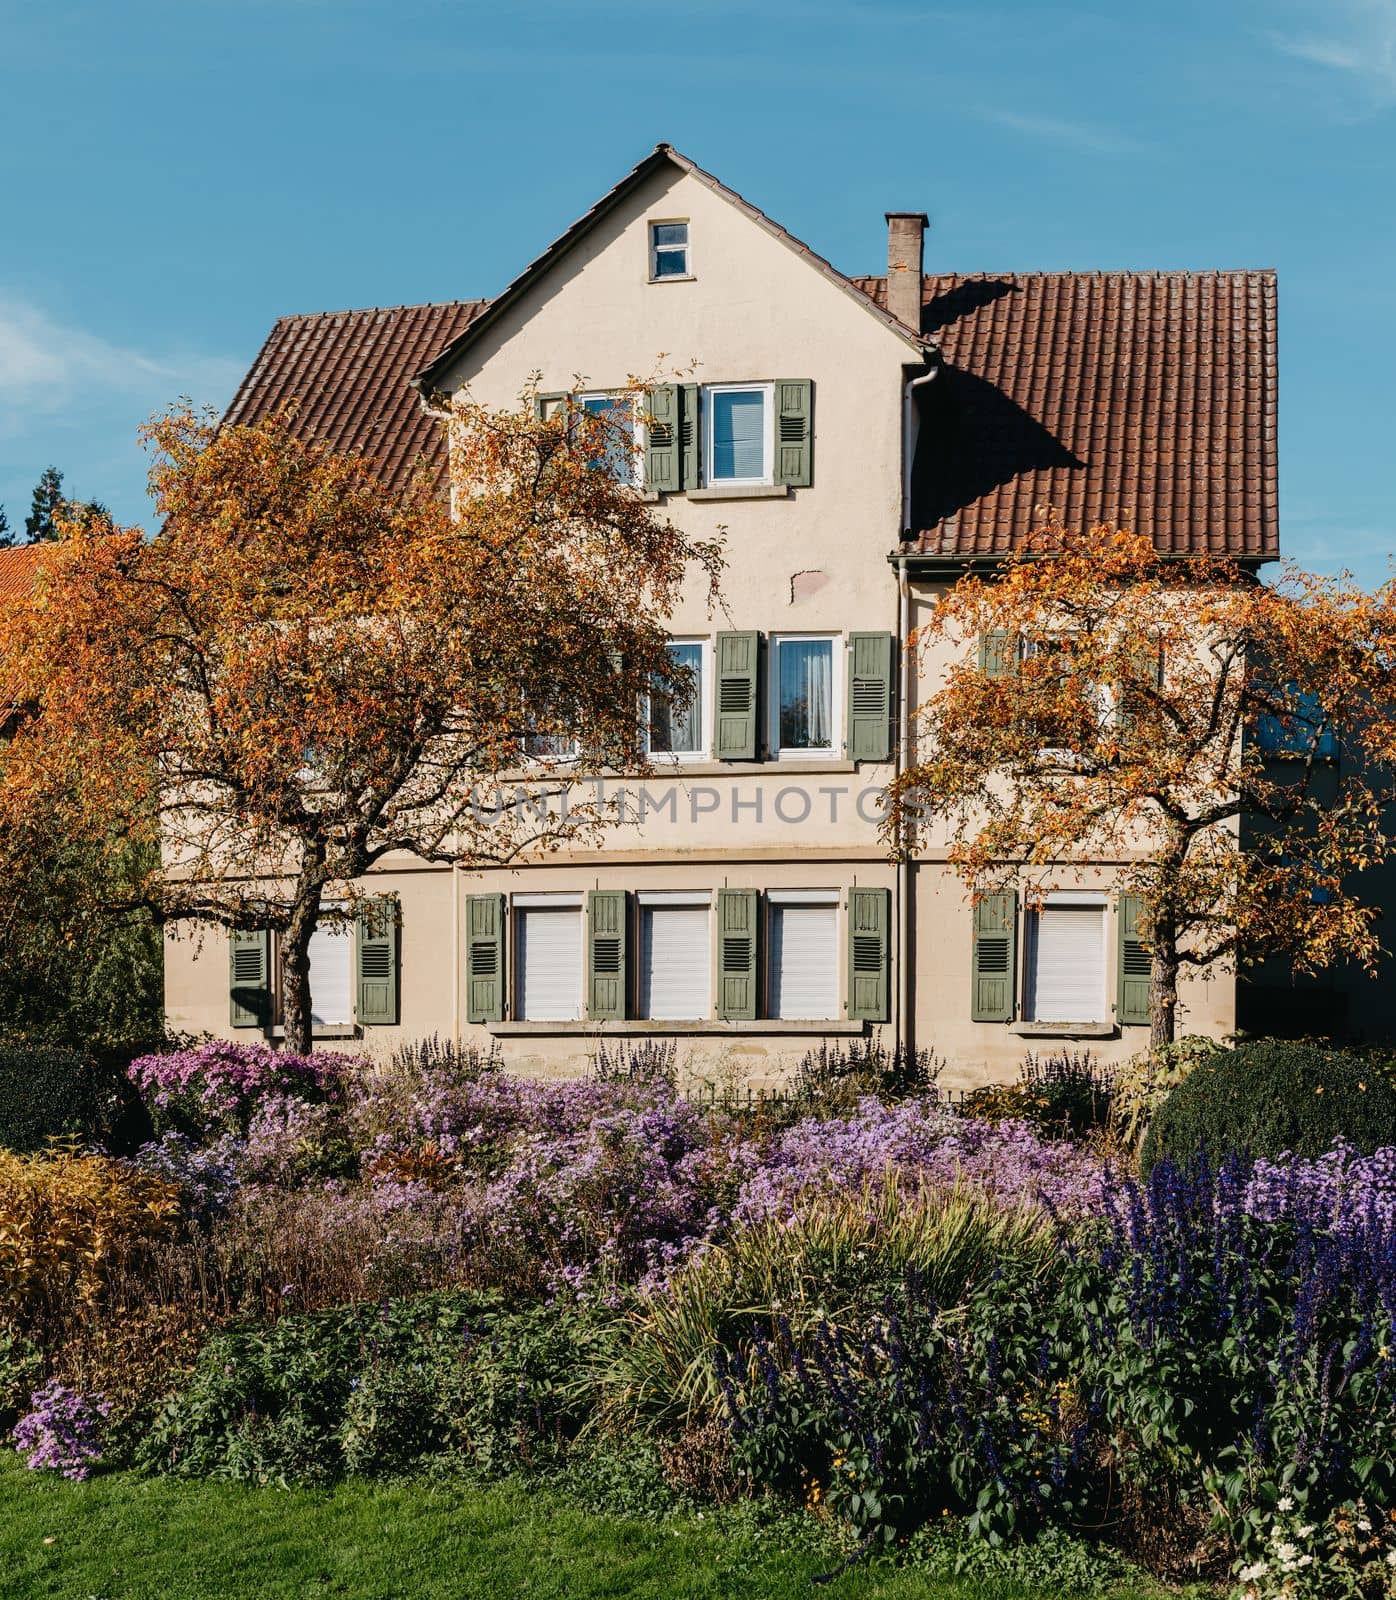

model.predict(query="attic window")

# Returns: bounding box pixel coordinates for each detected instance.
[650,220,690,280]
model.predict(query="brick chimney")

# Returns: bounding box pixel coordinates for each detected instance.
[885,211,929,333]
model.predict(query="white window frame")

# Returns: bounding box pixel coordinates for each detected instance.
[644,637,711,763]
[703,382,774,486]
[512,895,584,1022]
[648,218,691,281]
[573,390,643,487]
[637,890,712,1021]
[765,889,840,1021]
[769,633,841,760]
[1023,891,1108,1025]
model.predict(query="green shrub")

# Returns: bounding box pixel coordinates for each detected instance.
[138,1292,610,1484]
[1141,1038,1396,1173]
[0,1043,112,1153]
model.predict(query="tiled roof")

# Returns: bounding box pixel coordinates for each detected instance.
[223,301,487,494]
[0,544,45,606]
[852,270,1278,561]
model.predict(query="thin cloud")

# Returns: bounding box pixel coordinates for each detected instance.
[1268,0,1396,106]
[0,296,240,425]
[972,107,1151,157]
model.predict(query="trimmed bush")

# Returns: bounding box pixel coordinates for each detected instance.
[1141,1039,1396,1173]
[0,1043,112,1154]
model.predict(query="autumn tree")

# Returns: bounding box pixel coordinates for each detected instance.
[0,398,721,1051]
[886,523,1396,1046]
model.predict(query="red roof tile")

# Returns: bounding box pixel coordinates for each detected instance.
[851,270,1278,561]
[0,544,46,606]
[222,301,487,495]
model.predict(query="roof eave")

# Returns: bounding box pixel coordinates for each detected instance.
[887,547,1280,578]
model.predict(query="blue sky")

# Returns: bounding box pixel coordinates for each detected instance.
[1,0,1393,585]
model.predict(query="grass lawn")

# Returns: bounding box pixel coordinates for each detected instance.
[0,1454,1168,1600]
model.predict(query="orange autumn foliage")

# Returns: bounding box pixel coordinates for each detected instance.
[886,521,1396,1044]
[0,394,722,1049]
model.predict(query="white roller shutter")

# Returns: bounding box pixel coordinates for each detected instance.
[1028,905,1106,1022]
[307,922,353,1026]
[769,904,838,1020]
[517,907,582,1021]
[640,906,711,1020]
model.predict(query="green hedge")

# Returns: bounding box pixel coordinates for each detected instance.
[0,1043,115,1153]
[1141,1038,1396,1172]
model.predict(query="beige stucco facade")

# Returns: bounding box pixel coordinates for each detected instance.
[165,155,1243,1085]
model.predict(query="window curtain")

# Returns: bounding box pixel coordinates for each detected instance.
[711,390,765,480]
[780,639,832,749]
[651,642,702,753]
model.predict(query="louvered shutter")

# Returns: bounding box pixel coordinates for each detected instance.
[714,630,759,760]
[1119,639,1163,733]
[680,383,700,489]
[773,379,812,487]
[466,893,505,1023]
[971,891,1017,1022]
[716,888,759,1020]
[644,385,680,491]
[847,887,890,1022]
[1117,894,1151,1026]
[356,898,399,1026]
[845,632,894,761]
[229,928,271,1028]
[587,890,629,1020]
[978,630,1019,678]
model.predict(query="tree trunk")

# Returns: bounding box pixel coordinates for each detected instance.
[278,878,326,1054]
[1148,916,1181,1049]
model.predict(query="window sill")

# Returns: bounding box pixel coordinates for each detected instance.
[1009,1021,1118,1040]
[271,1025,362,1041]
[488,1019,867,1038]
[688,485,790,502]
[648,274,696,284]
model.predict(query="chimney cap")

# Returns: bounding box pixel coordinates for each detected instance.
[885,211,930,225]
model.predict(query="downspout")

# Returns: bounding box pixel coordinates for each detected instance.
[451,863,461,1047]
[897,363,938,1060]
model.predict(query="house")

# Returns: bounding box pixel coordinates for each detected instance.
[163,144,1282,1085]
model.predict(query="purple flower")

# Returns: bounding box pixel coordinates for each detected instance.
[12,1383,111,1481]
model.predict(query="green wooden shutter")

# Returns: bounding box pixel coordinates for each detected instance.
[1117,894,1151,1026]
[971,891,1017,1022]
[847,887,890,1022]
[229,928,271,1028]
[772,379,812,487]
[845,632,894,761]
[587,890,629,1020]
[1119,639,1164,733]
[978,630,1019,678]
[644,385,680,491]
[714,630,759,760]
[466,893,505,1024]
[356,897,399,1026]
[679,383,700,489]
[716,888,759,1020]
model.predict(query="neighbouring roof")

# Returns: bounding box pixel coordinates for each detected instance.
[222,300,487,495]
[413,144,931,394]
[852,270,1278,562]
[0,544,46,606]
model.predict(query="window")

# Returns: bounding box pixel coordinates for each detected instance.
[515,897,583,1021]
[1025,897,1107,1024]
[274,916,353,1029]
[767,890,839,1020]
[639,892,711,1019]
[1023,635,1101,758]
[705,383,772,484]
[772,635,837,757]
[574,392,639,483]
[649,220,689,279]
[647,640,708,758]
[521,697,578,763]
